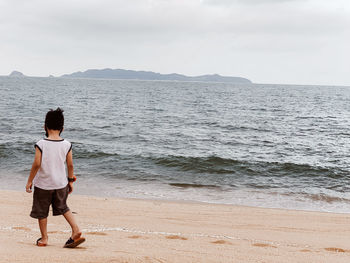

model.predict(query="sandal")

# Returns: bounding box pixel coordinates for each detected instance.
[36,238,47,247]
[63,235,86,248]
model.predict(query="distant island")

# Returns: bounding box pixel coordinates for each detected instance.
[61,68,252,83]
[4,69,252,83]
[9,71,25,77]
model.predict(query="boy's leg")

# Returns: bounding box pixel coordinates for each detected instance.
[38,218,48,244]
[63,210,81,239]
[30,187,52,245]
[53,186,81,239]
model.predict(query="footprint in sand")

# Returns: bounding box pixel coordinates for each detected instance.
[128,235,150,239]
[165,235,188,240]
[325,247,346,253]
[211,240,232,245]
[12,226,31,231]
[128,235,141,239]
[252,243,277,248]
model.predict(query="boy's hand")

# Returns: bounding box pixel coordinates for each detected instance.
[26,181,32,193]
[68,182,73,194]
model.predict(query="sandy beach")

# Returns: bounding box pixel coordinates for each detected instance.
[0,190,349,263]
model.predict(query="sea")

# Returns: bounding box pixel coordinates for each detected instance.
[1,76,350,213]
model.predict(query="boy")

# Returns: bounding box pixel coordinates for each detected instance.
[26,108,85,248]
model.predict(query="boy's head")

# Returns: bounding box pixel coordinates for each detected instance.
[45,108,64,136]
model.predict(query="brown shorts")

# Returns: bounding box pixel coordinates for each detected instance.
[30,185,70,219]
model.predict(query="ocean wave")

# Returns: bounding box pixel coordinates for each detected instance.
[169,183,221,189]
[68,142,120,159]
[0,142,35,158]
[305,193,350,204]
[0,145,6,157]
[150,155,241,174]
[219,124,272,133]
[269,191,350,204]
[73,149,118,159]
[149,155,347,179]
[2,139,347,182]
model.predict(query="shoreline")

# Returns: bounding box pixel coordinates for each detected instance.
[2,183,350,215]
[1,189,350,262]
[1,188,343,214]
[3,168,349,215]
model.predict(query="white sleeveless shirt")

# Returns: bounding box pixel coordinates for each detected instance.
[33,138,72,190]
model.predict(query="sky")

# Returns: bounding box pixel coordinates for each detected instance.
[0,0,349,85]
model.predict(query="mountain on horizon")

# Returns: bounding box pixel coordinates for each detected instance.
[61,68,252,83]
[9,71,25,77]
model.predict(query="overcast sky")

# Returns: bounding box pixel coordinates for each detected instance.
[0,0,349,85]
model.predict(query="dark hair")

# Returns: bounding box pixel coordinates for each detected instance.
[45,108,64,136]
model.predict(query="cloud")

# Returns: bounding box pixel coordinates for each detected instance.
[0,0,349,85]
[202,0,304,5]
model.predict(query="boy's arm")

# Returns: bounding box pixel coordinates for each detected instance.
[26,147,42,193]
[66,150,74,194]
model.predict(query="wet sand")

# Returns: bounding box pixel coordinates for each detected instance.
[0,190,349,262]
